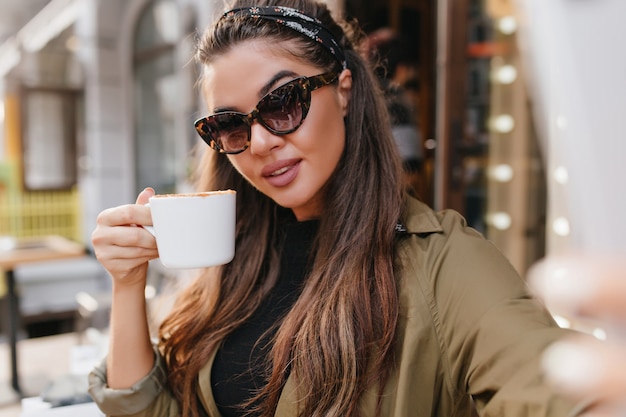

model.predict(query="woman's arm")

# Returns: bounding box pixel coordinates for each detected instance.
[428,210,586,416]
[91,187,158,388]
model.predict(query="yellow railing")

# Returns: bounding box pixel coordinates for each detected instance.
[0,187,82,242]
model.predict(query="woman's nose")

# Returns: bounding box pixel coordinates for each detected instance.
[248,123,284,155]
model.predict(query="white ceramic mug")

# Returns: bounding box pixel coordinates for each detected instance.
[144,190,236,269]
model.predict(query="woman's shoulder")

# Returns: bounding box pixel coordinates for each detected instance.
[398,196,525,298]
[398,196,521,288]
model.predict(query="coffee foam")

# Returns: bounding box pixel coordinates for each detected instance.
[152,189,236,199]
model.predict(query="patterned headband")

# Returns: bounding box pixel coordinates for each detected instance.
[222,6,348,70]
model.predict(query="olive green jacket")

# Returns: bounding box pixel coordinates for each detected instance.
[89,198,585,417]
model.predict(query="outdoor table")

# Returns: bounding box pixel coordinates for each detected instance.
[20,400,104,416]
[0,235,85,396]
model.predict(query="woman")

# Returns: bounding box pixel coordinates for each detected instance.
[89,0,586,416]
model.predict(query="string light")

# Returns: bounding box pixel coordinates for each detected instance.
[552,217,571,237]
[490,114,515,133]
[424,138,437,150]
[554,166,569,185]
[489,164,514,183]
[487,212,512,230]
[493,65,518,84]
[497,16,518,35]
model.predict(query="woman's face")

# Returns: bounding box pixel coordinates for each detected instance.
[201,39,352,221]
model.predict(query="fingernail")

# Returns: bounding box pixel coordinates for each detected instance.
[541,341,604,393]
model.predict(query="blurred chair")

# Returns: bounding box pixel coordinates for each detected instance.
[14,255,109,338]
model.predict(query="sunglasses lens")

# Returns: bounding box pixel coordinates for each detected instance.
[196,73,329,153]
[257,82,304,133]
[197,114,250,153]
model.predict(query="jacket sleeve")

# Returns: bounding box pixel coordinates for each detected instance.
[428,210,588,417]
[88,345,180,417]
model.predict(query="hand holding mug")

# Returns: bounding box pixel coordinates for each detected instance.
[92,187,158,286]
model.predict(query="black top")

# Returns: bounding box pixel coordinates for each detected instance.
[211,220,318,417]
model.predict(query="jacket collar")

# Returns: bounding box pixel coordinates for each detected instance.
[397,196,443,236]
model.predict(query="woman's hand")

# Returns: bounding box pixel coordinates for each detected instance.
[529,254,626,416]
[92,187,159,288]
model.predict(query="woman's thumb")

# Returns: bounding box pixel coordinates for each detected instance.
[136,187,155,205]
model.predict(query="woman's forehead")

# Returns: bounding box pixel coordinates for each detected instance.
[207,36,314,69]
[200,41,316,110]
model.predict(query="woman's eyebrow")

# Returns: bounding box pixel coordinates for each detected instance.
[259,70,299,97]
[212,70,300,113]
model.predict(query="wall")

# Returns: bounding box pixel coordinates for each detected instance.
[75,0,216,246]
[515,0,626,257]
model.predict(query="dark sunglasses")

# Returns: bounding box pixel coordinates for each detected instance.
[194,70,340,154]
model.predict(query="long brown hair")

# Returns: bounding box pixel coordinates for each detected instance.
[159,1,406,416]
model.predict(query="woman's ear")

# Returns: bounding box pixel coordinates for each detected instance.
[337,69,352,116]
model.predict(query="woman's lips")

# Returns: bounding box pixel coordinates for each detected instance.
[262,159,301,187]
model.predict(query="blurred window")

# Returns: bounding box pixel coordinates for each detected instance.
[21,88,79,190]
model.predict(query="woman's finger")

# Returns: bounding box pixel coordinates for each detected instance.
[542,336,626,406]
[528,254,626,321]
[93,220,156,250]
[91,192,159,284]
[136,187,155,205]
